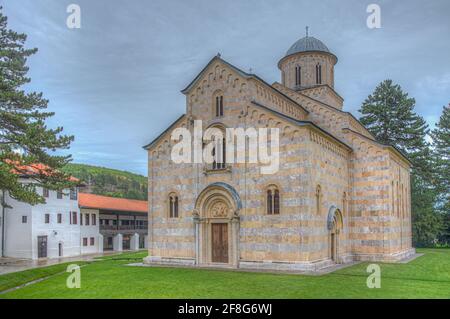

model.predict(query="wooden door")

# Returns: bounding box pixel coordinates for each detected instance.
[38,236,47,258]
[211,223,228,263]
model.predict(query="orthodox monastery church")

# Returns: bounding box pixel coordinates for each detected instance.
[143,34,414,271]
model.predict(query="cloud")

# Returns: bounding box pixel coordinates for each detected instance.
[2,0,449,175]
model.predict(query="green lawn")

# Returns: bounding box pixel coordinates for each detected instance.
[0,249,449,298]
[0,261,88,293]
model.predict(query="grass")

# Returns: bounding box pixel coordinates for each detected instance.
[0,261,88,293]
[0,248,449,299]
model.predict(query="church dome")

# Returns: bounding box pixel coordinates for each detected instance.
[285,36,331,57]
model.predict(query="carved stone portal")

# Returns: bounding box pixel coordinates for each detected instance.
[210,201,229,218]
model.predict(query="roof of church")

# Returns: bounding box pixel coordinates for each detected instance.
[180,56,307,115]
[250,101,353,151]
[285,36,331,56]
[279,35,338,66]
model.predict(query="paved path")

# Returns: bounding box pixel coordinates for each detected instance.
[0,251,117,275]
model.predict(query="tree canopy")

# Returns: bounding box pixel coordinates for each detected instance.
[359,80,445,247]
[0,7,74,205]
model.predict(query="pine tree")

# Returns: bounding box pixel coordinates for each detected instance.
[359,80,443,246]
[0,7,74,205]
[431,104,450,244]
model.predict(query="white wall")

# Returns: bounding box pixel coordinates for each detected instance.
[31,185,81,259]
[80,208,101,255]
[4,194,32,258]
[3,180,82,260]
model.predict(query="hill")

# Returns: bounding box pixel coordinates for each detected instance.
[63,163,148,200]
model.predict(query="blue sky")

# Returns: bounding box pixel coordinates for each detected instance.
[2,0,449,175]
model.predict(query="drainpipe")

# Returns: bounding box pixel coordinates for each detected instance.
[1,190,6,257]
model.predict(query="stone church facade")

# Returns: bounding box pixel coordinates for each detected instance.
[143,35,415,271]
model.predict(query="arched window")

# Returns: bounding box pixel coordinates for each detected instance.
[342,192,347,216]
[295,66,301,86]
[266,185,280,215]
[205,125,226,170]
[316,185,322,214]
[401,184,404,218]
[391,181,395,216]
[396,181,399,217]
[211,136,226,169]
[315,63,322,84]
[169,193,179,218]
[214,94,224,117]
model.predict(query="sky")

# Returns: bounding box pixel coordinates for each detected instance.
[2,0,450,176]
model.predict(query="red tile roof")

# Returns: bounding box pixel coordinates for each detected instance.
[6,160,80,183]
[78,193,148,213]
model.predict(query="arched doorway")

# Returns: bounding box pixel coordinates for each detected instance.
[193,182,241,267]
[327,206,343,263]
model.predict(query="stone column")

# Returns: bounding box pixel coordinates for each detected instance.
[193,213,200,265]
[113,233,123,252]
[130,233,139,251]
[231,214,240,267]
[98,234,104,252]
[144,235,148,249]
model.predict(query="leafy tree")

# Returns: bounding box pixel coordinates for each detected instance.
[411,185,445,247]
[431,104,450,244]
[63,163,148,200]
[359,80,443,246]
[0,7,74,205]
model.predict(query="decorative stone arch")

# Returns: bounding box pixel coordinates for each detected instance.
[262,182,282,215]
[327,206,343,263]
[167,191,180,218]
[315,185,322,215]
[193,182,241,266]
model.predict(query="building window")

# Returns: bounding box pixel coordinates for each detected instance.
[43,187,49,198]
[84,213,89,226]
[22,216,27,223]
[396,181,399,217]
[57,190,63,199]
[316,185,322,215]
[80,213,83,225]
[212,137,226,170]
[342,192,347,217]
[214,93,224,117]
[45,214,50,224]
[315,63,322,84]
[83,238,88,246]
[57,213,62,224]
[92,214,96,226]
[169,193,179,218]
[90,237,95,246]
[295,66,301,86]
[401,183,404,218]
[266,185,280,215]
[70,188,77,200]
[72,212,77,225]
[391,181,395,216]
